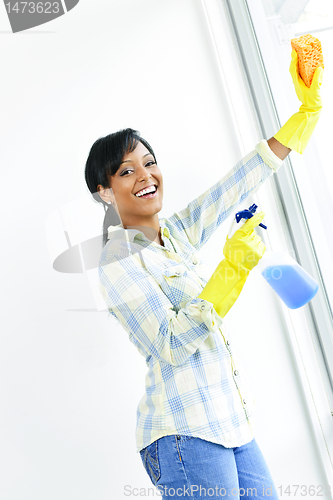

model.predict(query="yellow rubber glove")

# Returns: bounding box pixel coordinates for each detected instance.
[274,49,323,154]
[198,212,266,318]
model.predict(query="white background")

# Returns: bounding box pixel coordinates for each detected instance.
[0,0,330,498]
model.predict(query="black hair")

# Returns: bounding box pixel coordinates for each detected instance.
[84,128,157,246]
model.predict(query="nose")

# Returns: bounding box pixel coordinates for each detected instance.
[137,165,152,182]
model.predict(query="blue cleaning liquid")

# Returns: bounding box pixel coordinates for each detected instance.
[261,264,319,309]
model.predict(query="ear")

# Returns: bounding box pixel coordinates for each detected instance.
[97,185,115,204]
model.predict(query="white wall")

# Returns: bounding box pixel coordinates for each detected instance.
[0,0,329,498]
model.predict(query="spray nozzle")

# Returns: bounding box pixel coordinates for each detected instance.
[235,203,267,229]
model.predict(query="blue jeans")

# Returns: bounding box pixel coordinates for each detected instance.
[139,435,279,499]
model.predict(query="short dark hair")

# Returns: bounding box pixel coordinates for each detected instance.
[84,128,157,246]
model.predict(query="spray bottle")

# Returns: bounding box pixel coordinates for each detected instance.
[227,204,319,309]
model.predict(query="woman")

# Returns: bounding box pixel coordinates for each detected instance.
[84,51,322,499]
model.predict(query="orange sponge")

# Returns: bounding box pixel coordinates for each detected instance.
[291,34,324,88]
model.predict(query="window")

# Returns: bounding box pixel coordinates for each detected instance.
[224,0,333,389]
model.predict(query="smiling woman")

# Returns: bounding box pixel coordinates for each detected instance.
[82,96,327,495]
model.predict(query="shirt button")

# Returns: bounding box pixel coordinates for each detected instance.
[243,399,247,405]
[193,260,198,265]
[234,370,239,376]
[226,340,230,346]
[175,270,180,275]
[200,304,206,311]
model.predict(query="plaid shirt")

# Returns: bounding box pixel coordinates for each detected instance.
[98,140,283,453]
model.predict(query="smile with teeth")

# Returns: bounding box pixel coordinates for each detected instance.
[135,185,157,198]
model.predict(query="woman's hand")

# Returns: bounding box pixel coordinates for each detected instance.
[223,211,266,272]
[290,49,323,111]
[198,212,266,318]
[273,49,324,155]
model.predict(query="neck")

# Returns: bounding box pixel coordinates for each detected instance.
[123,224,163,245]
[120,213,162,245]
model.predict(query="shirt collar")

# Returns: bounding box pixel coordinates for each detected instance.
[107,219,170,242]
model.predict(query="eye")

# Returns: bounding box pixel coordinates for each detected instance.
[120,169,133,176]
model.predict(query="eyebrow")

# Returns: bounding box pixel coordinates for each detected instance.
[120,153,152,165]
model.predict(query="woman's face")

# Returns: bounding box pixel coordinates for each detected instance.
[109,140,163,227]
